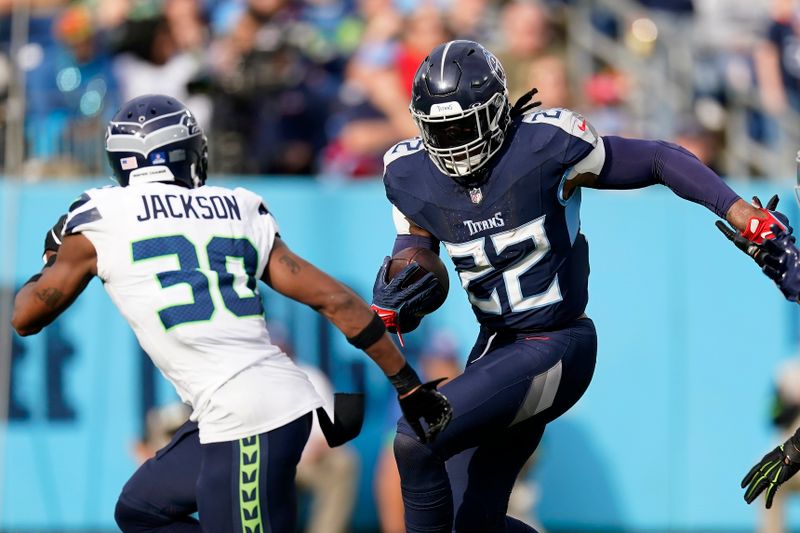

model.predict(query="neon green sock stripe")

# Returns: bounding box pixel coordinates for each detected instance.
[239,435,264,533]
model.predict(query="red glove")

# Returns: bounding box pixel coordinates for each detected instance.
[740,196,789,244]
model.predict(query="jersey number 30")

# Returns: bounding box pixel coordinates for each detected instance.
[132,235,262,329]
[444,216,562,314]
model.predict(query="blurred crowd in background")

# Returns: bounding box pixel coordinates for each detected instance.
[4,0,800,180]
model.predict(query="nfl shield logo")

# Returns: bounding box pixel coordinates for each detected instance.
[469,187,483,204]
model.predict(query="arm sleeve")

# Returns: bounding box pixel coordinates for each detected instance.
[594,136,741,219]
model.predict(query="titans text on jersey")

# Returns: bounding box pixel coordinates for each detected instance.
[384,107,597,331]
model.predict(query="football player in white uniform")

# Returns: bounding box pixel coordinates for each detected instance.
[12,94,452,532]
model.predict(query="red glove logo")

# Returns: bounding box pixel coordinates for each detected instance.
[742,209,787,244]
[370,304,406,346]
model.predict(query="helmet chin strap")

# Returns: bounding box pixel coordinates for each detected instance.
[452,167,490,188]
[190,163,201,188]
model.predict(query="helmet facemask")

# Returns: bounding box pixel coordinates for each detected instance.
[412,91,510,182]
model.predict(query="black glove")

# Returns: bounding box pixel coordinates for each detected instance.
[760,225,800,301]
[371,258,445,338]
[43,214,67,262]
[390,363,453,443]
[715,195,790,267]
[741,428,800,508]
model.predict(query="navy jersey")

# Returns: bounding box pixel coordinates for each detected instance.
[383,108,602,331]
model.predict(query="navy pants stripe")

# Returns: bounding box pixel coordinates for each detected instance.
[115,413,312,533]
[394,317,597,533]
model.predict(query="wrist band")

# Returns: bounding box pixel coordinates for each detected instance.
[347,312,386,350]
[388,363,422,395]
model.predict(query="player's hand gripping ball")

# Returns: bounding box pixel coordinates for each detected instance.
[371,247,449,339]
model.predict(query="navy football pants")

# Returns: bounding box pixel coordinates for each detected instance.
[394,317,597,533]
[115,413,312,533]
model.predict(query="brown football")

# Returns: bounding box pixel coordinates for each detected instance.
[387,247,449,297]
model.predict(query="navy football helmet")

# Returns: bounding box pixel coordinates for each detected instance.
[410,40,510,182]
[105,94,208,188]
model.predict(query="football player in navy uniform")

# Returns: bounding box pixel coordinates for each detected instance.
[370,40,788,533]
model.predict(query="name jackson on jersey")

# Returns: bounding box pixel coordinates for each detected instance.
[136,192,243,221]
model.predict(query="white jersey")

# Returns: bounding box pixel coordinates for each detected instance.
[64,182,323,443]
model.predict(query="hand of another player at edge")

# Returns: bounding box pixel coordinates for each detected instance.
[399,378,453,443]
[716,195,790,266]
[742,429,800,508]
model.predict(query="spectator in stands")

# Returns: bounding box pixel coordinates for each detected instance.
[496,0,559,103]
[636,0,693,13]
[673,119,722,174]
[321,56,409,178]
[207,0,333,175]
[446,0,495,45]
[111,0,211,128]
[581,64,634,135]
[320,4,438,179]
[526,53,572,109]
[24,3,118,177]
[754,0,800,117]
[395,5,452,94]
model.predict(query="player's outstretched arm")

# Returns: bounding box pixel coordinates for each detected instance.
[742,426,800,508]
[564,136,780,234]
[263,236,407,376]
[263,237,452,442]
[12,233,97,336]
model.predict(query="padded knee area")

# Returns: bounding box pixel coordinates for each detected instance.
[394,432,454,532]
[393,431,437,470]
